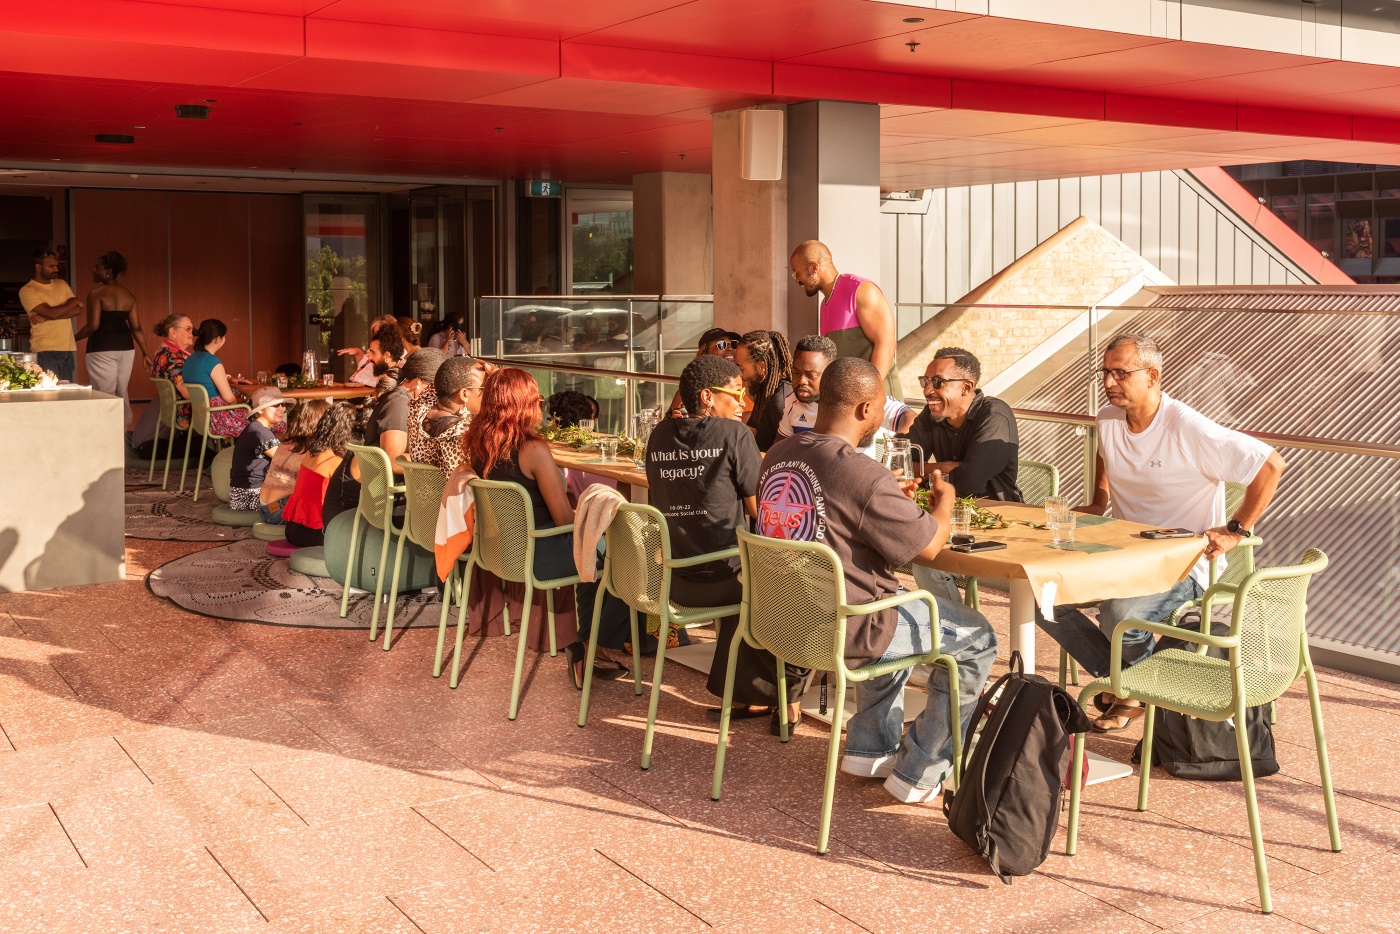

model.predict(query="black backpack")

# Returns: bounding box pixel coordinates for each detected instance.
[1131,616,1279,781]
[944,652,1092,883]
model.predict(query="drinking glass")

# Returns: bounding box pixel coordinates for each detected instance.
[1049,509,1076,545]
[256,370,269,384]
[598,437,619,462]
[1043,495,1068,526]
[579,418,596,434]
[275,374,288,389]
[322,373,335,387]
[951,503,973,538]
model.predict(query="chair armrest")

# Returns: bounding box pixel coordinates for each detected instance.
[209,403,251,415]
[843,589,941,661]
[1108,618,1239,698]
[532,523,575,539]
[667,547,739,570]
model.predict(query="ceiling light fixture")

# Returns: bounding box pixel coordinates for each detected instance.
[133,125,145,129]
[95,133,135,144]
[203,98,218,103]
[903,17,924,23]
[175,104,210,119]
[906,40,920,52]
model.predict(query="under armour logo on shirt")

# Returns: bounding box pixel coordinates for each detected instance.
[1150,460,1162,467]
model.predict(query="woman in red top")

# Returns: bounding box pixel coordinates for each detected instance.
[283,403,356,549]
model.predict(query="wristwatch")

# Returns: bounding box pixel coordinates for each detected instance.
[1227,518,1252,537]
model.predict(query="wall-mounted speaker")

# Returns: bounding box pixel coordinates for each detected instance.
[741,109,783,181]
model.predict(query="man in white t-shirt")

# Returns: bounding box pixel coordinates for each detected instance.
[778,334,914,457]
[1037,334,1285,732]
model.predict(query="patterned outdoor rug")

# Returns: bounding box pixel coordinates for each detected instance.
[125,489,253,542]
[147,539,442,629]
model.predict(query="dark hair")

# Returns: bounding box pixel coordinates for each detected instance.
[153,313,189,338]
[194,318,227,351]
[793,334,838,361]
[465,368,543,477]
[97,250,128,277]
[546,390,595,428]
[435,356,483,399]
[369,321,405,361]
[275,362,301,378]
[305,402,355,457]
[738,329,791,406]
[932,346,982,384]
[819,357,882,410]
[32,248,57,263]
[396,316,423,347]
[679,355,741,413]
[285,398,329,453]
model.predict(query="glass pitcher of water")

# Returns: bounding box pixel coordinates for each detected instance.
[632,414,656,468]
[301,349,318,384]
[885,437,924,479]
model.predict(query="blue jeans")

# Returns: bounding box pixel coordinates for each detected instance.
[843,592,999,790]
[37,351,75,383]
[258,498,287,526]
[1035,578,1203,680]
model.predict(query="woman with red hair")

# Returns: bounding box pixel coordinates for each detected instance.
[465,368,576,578]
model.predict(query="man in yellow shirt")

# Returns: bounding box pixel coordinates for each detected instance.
[20,248,83,382]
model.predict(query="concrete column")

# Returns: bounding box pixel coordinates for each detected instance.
[786,100,883,339]
[632,171,713,295]
[712,108,788,336]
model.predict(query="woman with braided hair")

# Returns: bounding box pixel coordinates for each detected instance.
[734,329,793,452]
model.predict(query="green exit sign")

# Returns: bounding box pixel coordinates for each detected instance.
[527,180,561,197]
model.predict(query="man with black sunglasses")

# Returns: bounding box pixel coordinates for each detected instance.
[900,347,1021,501]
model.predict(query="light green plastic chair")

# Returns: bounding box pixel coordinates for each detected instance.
[576,505,737,771]
[382,461,448,651]
[148,377,181,489]
[180,383,249,501]
[1066,548,1337,914]
[447,478,577,720]
[712,529,964,855]
[338,444,405,641]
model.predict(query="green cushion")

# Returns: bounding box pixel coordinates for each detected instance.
[211,447,234,502]
[321,510,436,592]
[252,522,286,542]
[210,503,259,527]
[289,546,331,579]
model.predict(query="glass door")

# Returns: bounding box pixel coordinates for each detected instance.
[407,186,498,340]
[566,189,633,295]
[304,194,380,379]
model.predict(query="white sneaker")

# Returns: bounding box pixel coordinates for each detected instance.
[840,754,895,779]
[883,772,943,804]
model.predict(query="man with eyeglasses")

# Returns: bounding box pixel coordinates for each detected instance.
[1038,333,1286,732]
[901,347,1021,502]
[789,240,901,399]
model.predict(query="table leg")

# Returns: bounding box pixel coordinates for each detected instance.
[626,483,648,505]
[1009,578,1037,675]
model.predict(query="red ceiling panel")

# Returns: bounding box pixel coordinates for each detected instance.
[561,44,771,96]
[239,59,554,105]
[303,18,557,77]
[775,64,950,110]
[969,41,1301,95]
[1236,107,1351,142]
[951,81,1103,121]
[1103,94,1236,132]
[567,0,974,61]
[466,77,758,118]
[307,0,676,41]
[0,29,299,87]
[880,137,1046,163]
[881,108,1088,139]
[3,0,303,55]
[0,71,155,120]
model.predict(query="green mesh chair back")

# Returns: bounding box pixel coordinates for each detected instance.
[347,444,399,533]
[736,529,847,673]
[400,461,447,552]
[467,479,534,584]
[1017,458,1060,507]
[186,384,218,437]
[1225,480,1246,517]
[151,377,178,426]
[1234,548,1326,704]
[602,505,667,617]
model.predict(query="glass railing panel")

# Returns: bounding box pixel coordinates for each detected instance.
[658,298,716,378]
[1014,416,1093,507]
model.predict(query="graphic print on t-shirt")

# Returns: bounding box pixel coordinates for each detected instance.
[758,461,826,541]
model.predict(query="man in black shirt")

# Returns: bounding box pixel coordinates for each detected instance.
[901,347,1021,502]
[735,329,792,452]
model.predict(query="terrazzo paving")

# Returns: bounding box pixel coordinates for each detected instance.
[0,535,1396,932]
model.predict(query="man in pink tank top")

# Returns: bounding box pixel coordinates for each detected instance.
[789,240,902,399]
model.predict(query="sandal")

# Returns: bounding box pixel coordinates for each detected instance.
[564,642,585,691]
[770,708,804,736]
[592,657,629,681]
[1092,702,1144,732]
[705,705,773,723]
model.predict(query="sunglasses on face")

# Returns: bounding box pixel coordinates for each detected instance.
[918,376,974,390]
[708,339,735,351]
[708,384,747,402]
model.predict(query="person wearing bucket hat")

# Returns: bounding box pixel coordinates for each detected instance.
[229,385,291,520]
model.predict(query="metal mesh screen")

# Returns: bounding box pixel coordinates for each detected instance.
[1017,458,1060,506]
[402,463,447,551]
[741,537,843,672]
[606,508,665,616]
[349,444,397,532]
[187,384,211,435]
[471,481,531,583]
[151,378,177,422]
[1236,549,1324,703]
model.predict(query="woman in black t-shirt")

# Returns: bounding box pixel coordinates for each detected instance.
[647,355,809,732]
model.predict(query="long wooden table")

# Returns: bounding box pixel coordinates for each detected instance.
[277,384,376,401]
[553,441,1205,675]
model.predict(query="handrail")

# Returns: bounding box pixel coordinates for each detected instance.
[1012,407,1400,460]
[477,357,680,385]
[891,301,1400,317]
